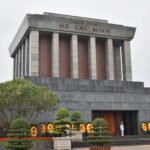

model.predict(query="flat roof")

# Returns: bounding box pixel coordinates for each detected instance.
[9,12,136,56]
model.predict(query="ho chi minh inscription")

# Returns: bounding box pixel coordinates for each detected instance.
[59,23,109,35]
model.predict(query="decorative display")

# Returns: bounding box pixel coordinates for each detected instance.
[41,123,46,133]
[79,124,86,132]
[148,122,150,131]
[31,126,38,137]
[86,123,93,133]
[47,123,54,133]
[141,122,150,132]
[30,123,94,137]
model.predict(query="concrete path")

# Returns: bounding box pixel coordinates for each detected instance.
[72,145,150,150]
[112,145,150,150]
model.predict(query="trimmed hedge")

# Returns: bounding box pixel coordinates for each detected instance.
[92,118,108,128]
[88,118,112,146]
[5,117,32,150]
[56,107,70,119]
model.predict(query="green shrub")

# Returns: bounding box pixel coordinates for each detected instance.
[71,111,82,120]
[56,107,70,119]
[88,118,112,146]
[50,108,71,137]
[92,118,108,128]
[10,117,29,129]
[5,117,32,150]
[71,111,84,130]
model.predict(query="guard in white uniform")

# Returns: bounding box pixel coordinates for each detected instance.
[120,121,124,136]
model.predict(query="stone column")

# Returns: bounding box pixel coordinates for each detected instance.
[13,56,16,79]
[24,38,29,76]
[114,46,122,80]
[15,52,18,78]
[71,35,78,78]
[88,36,97,79]
[105,38,115,80]
[18,48,21,78]
[122,40,132,81]
[21,44,24,78]
[22,43,25,77]
[51,32,59,77]
[29,30,39,76]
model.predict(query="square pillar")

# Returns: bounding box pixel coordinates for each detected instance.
[122,40,132,81]
[52,32,59,77]
[15,52,18,78]
[105,38,115,80]
[88,36,97,79]
[29,30,39,76]
[21,44,24,78]
[22,43,25,77]
[24,38,29,76]
[18,48,21,78]
[13,56,16,79]
[71,35,78,78]
[114,45,122,80]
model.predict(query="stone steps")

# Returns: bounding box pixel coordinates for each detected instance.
[72,135,150,148]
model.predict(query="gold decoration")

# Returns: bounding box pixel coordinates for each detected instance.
[31,126,38,137]
[47,123,53,133]
[86,123,93,133]
[80,124,86,132]
[141,122,147,132]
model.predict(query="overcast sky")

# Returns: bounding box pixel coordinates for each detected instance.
[0,0,150,86]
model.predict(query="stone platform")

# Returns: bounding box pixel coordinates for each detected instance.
[72,145,150,150]
[72,135,150,148]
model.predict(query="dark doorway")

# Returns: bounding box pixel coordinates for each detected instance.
[92,110,138,135]
[123,111,138,135]
[0,127,5,137]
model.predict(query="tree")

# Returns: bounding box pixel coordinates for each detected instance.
[88,118,112,149]
[56,107,70,119]
[5,117,33,150]
[0,79,59,132]
[51,107,71,137]
[71,111,84,130]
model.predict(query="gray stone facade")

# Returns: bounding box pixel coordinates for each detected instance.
[9,12,136,82]
[9,13,135,56]
[8,12,150,135]
[25,76,150,132]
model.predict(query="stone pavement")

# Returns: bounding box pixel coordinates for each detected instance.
[72,145,150,150]
[112,145,150,150]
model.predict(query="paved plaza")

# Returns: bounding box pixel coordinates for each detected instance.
[1,144,150,150]
[72,145,150,150]
[112,145,150,150]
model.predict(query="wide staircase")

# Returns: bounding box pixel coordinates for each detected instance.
[112,135,150,146]
[72,135,150,148]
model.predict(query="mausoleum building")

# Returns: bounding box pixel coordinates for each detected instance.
[9,12,150,135]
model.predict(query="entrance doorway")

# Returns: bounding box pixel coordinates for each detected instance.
[92,110,138,135]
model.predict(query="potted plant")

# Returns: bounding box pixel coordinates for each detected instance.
[51,107,72,150]
[71,111,84,141]
[71,111,84,130]
[88,118,112,150]
[5,117,32,150]
[51,107,72,137]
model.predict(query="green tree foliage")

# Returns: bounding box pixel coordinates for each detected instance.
[92,118,108,128]
[88,118,112,146]
[0,79,59,132]
[71,111,82,121]
[5,117,32,150]
[71,111,84,130]
[51,108,71,137]
[56,107,70,119]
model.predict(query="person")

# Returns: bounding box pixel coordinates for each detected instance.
[120,121,124,136]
